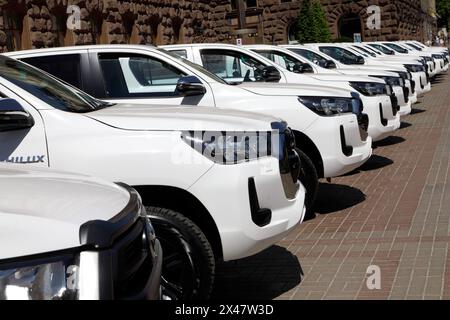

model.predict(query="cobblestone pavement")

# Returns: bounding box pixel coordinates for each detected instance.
[213,72,450,300]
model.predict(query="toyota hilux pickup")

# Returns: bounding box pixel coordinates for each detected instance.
[6,45,372,212]
[0,163,162,300]
[246,44,414,116]
[162,43,399,143]
[300,43,431,96]
[0,55,305,300]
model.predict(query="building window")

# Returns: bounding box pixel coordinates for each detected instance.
[3,11,24,51]
[246,0,258,8]
[52,15,67,47]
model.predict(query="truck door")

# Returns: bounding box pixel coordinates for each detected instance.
[87,50,216,107]
[0,84,49,167]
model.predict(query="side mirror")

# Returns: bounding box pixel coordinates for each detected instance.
[176,76,207,96]
[0,99,34,132]
[260,66,281,82]
[356,56,365,64]
[323,60,337,69]
[293,62,314,74]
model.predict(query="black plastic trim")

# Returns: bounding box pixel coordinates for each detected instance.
[379,103,388,127]
[79,183,142,249]
[248,177,272,227]
[339,125,353,157]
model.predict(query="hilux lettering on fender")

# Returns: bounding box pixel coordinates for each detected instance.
[1,155,46,164]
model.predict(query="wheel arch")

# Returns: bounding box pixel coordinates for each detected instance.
[133,185,223,260]
[292,130,324,178]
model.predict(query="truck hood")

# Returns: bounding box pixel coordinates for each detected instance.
[0,164,130,259]
[86,104,280,131]
[238,82,353,97]
[308,73,385,84]
[352,64,408,72]
[337,68,399,77]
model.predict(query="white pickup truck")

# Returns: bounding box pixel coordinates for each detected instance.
[0,163,162,300]
[6,45,373,212]
[0,55,305,299]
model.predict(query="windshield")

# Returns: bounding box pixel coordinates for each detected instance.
[383,43,409,53]
[255,50,305,72]
[353,45,376,57]
[288,48,330,67]
[368,43,394,55]
[319,46,365,65]
[0,56,106,113]
[404,43,423,51]
[362,45,382,55]
[158,48,229,85]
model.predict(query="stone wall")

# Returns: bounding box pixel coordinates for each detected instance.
[0,0,437,52]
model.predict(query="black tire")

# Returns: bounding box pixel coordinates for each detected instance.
[296,148,319,218]
[146,206,215,300]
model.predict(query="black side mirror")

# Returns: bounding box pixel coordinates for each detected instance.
[176,76,207,96]
[0,99,34,132]
[323,60,337,69]
[356,56,365,64]
[293,62,313,74]
[260,66,281,82]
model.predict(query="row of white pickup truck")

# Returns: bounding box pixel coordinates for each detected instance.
[0,40,448,300]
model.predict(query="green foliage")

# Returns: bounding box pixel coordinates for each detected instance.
[297,0,331,43]
[437,0,450,28]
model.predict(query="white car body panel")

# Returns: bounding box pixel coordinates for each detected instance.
[0,163,130,259]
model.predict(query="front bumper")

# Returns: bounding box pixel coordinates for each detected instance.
[305,114,373,178]
[393,86,412,116]
[188,157,306,261]
[362,95,401,142]
[413,72,431,95]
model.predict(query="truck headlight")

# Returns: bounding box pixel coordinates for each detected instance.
[298,96,362,116]
[181,131,272,164]
[349,81,388,96]
[372,76,404,87]
[404,64,425,73]
[0,254,79,300]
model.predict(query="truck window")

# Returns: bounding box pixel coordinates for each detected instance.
[200,49,266,84]
[170,50,188,59]
[98,53,187,98]
[319,46,364,65]
[21,54,83,88]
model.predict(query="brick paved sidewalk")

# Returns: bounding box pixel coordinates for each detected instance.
[213,72,450,300]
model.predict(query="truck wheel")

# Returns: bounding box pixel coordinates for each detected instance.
[296,148,319,218]
[146,207,215,300]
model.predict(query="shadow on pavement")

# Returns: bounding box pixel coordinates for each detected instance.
[431,76,445,84]
[359,154,394,171]
[315,183,366,215]
[212,246,303,300]
[343,155,394,177]
[373,136,406,147]
[410,108,426,115]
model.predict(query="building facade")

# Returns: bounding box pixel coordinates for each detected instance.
[0,0,438,52]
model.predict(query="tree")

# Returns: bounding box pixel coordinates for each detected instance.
[297,0,331,43]
[437,0,450,29]
[312,0,331,42]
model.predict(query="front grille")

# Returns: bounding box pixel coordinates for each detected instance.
[112,217,155,299]
[410,80,416,94]
[390,94,399,116]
